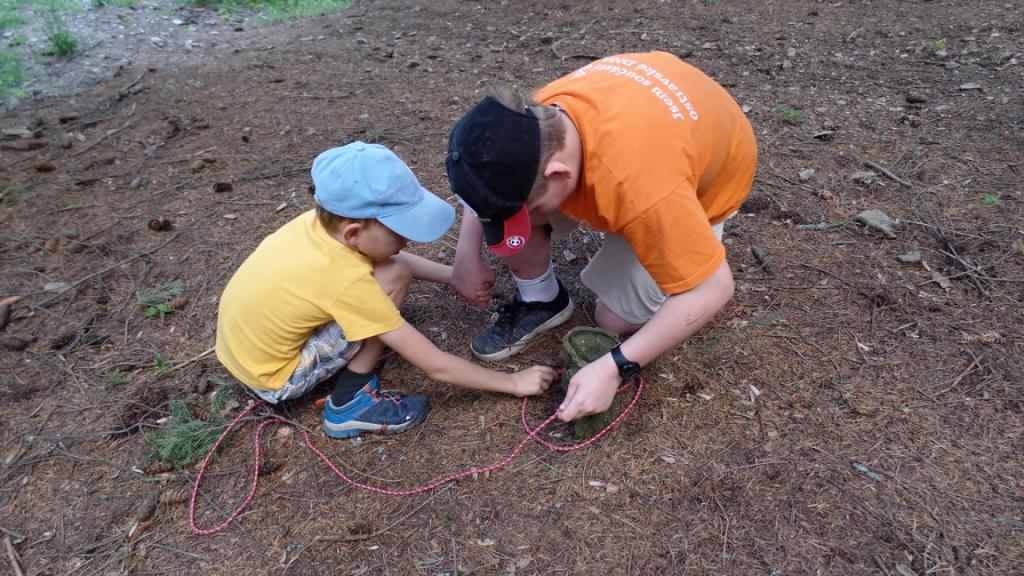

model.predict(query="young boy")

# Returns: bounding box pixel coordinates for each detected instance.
[216,141,558,438]
[445,52,757,422]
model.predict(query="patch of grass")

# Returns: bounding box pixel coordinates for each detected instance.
[209,375,240,413]
[982,193,1001,205]
[91,0,135,6]
[184,0,355,20]
[0,49,27,101]
[46,28,76,55]
[773,103,803,125]
[139,280,184,318]
[153,354,170,375]
[100,368,128,388]
[41,0,77,56]
[146,398,227,467]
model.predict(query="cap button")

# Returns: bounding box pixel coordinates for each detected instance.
[355,143,366,151]
[450,151,460,162]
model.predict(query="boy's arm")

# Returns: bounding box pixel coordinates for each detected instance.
[392,251,452,285]
[451,211,496,308]
[377,322,558,397]
[557,259,736,421]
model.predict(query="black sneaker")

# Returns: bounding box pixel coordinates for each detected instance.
[471,280,574,361]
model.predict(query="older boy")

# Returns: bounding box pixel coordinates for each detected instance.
[217,142,558,438]
[445,52,757,422]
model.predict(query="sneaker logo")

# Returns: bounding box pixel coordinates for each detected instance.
[506,235,525,249]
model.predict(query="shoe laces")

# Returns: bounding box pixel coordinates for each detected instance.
[372,390,402,405]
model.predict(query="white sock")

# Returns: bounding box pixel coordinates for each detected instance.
[514,262,559,302]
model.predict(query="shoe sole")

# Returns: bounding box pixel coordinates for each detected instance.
[323,404,431,439]
[471,300,575,362]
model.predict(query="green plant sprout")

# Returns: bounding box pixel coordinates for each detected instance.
[139,280,183,318]
[773,103,803,124]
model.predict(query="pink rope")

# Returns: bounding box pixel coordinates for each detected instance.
[190,376,644,535]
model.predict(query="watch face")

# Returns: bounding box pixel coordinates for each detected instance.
[622,363,641,379]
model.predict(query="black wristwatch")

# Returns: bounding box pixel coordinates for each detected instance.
[610,344,642,380]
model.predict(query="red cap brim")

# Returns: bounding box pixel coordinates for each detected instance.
[486,204,532,257]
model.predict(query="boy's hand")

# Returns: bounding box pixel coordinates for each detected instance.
[452,256,496,309]
[557,355,620,421]
[510,365,559,397]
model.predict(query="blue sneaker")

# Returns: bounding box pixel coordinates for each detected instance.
[322,377,430,439]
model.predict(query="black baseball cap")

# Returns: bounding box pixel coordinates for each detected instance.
[445,96,540,256]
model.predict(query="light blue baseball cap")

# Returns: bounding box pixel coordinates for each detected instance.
[311,142,455,243]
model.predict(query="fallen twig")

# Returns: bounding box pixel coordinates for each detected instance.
[72,119,135,158]
[864,160,913,188]
[30,223,193,309]
[165,347,215,374]
[4,535,25,576]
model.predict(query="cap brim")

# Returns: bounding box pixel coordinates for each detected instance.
[377,187,456,243]
[484,204,532,257]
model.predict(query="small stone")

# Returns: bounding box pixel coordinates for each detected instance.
[851,170,878,183]
[189,159,206,173]
[35,163,57,173]
[855,209,897,239]
[213,182,233,193]
[798,168,815,182]
[896,250,922,265]
[904,92,928,104]
[781,59,793,69]
[958,82,982,91]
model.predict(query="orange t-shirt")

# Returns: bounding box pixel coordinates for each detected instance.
[536,51,757,295]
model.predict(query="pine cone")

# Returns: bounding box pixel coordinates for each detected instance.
[140,460,174,475]
[191,405,210,421]
[167,296,189,310]
[159,488,191,506]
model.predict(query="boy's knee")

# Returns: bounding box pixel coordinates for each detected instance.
[594,300,643,337]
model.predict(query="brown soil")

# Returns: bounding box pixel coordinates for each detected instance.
[2,1,1023,575]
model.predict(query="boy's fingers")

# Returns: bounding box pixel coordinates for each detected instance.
[558,381,581,421]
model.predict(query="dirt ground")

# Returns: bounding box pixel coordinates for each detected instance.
[1,0,1023,574]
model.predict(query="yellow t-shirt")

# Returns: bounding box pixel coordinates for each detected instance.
[536,51,757,295]
[215,210,404,391]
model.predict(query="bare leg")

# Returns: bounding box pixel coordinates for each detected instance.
[594,299,643,337]
[346,257,412,373]
[502,223,553,280]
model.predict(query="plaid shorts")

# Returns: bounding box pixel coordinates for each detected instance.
[250,322,362,404]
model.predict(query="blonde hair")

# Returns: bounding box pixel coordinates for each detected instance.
[312,200,378,234]
[490,87,567,202]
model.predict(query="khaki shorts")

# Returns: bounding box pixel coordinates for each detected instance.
[550,211,727,326]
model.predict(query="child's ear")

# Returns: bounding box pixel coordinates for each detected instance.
[543,160,573,182]
[340,222,364,243]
